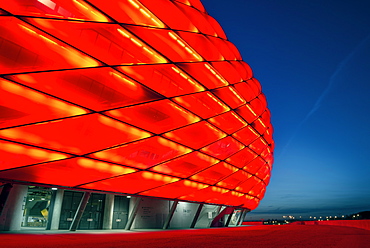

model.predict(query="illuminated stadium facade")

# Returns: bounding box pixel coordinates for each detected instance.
[0,0,274,231]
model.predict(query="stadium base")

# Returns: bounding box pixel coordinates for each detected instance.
[1,225,370,248]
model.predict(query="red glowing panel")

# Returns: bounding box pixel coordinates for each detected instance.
[140,180,208,199]
[248,78,262,96]
[248,181,265,197]
[175,0,191,6]
[236,104,259,124]
[204,192,235,205]
[150,151,218,178]
[226,147,258,169]
[90,136,192,169]
[252,118,268,136]
[230,61,253,81]
[125,26,203,62]
[174,2,216,37]
[163,121,226,149]
[243,157,266,175]
[233,82,257,102]
[80,171,180,194]
[234,176,260,194]
[106,99,200,134]
[258,93,268,107]
[117,64,204,97]
[219,191,246,206]
[178,62,229,89]
[233,125,260,146]
[0,114,151,155]
[246,196,260,210]
[205,15,227,39]
[261,147,274,168]
[211,62,243,85]
[0,78,87,129]
[249,97,266,117]
[208,37,238,60]
[256,164,271,182]
[178,31,224,61]
[208,111,247,134]
[25,19,167,65]
[0,157,136,187]
[0,9,8,15]
[188,0,206,12]
[216,170,251,189]
[249,137,268,154]
[263,126,274,145]
[88,0,164,28]
[0,140,69,171]
[139,0,198,32]
[226,41,242,60]
[0,17,100,75]
[6,68,162,111]
[257,187,266,199]
[262,172,271,185]
[260,109,272,127]
[200,136,244,160]
[190,162,238,185]
[1,0,110,21]
[173,91,229,119]
[212,86,246,109]
[179,186,229,203]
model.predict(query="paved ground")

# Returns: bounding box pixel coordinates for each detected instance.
[1,225,370,248]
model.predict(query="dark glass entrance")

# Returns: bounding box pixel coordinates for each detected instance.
[59,191,105,230]
[112,195,129,229]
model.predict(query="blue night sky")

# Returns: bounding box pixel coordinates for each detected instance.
[202,0,370,220]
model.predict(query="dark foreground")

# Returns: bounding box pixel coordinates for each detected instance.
[1,225,370,248]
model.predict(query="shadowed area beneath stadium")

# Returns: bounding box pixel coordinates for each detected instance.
[1,225,370,248]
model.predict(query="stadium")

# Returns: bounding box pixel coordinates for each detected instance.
[0,0,273,231]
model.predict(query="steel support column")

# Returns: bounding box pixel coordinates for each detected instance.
[210,206,233,227]
[238,209,249,226]
[45,189,57,230]
[190,203,203,228]
[225,208,235,227]
[69,192,91,231]
[125,197,141,230]
[163,200,178,229]
[237,209,245,226]
[235,209,243,226]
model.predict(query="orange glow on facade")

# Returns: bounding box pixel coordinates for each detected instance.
[0,0,273,210]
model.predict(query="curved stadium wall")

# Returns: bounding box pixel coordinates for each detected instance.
[0,0,274,211]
